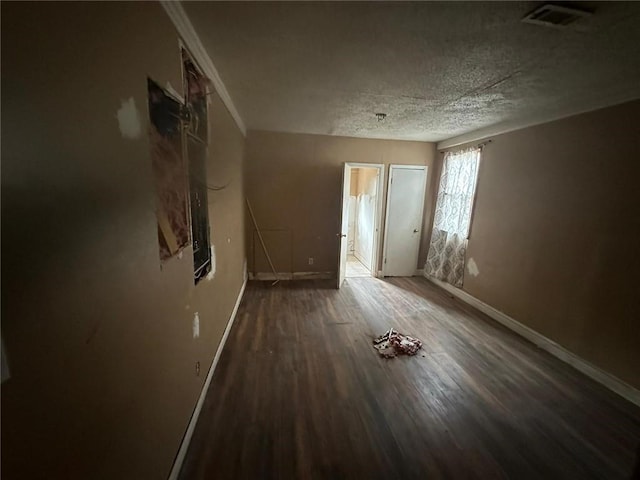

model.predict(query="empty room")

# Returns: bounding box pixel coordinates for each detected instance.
[2,1,640,479]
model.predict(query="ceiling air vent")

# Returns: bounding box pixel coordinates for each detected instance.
[522,4,592,28]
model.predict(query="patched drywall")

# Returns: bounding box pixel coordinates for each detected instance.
[467,258,480,277]
[192,312,200,339]
[116,97,142,139]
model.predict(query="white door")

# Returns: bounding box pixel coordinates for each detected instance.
[337,164,352,288]
[383,165,427,277]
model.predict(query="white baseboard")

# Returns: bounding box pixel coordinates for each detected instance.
[249,271,335,281]
[293,271,335,280]
[353,250,368,267]
[425,275,640,408]
[378,269,424,278]
[168,272,248,480]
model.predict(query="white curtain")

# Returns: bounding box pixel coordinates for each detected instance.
[425,147,481,287]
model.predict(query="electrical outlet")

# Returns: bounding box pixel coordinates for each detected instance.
[308,257,314,265]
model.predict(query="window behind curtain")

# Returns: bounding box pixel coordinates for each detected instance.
[433,148,481,238]
[425,147,481,287]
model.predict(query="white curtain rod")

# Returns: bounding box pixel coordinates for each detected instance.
[439,139,492,154]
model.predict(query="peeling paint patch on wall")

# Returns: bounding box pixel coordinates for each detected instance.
[467,257,480,277]
[192,312,200,339]
[116,97,141,139]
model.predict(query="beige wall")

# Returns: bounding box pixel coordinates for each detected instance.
[1,3,245,479]
[451,100,640,389]
[245,131,436,275]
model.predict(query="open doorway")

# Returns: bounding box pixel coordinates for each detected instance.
[340,165,384,282]
[346,167,379,277]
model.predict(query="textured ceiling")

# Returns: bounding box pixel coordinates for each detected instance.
[183,1,640,142]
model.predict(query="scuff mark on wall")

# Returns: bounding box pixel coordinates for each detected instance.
[116,97,142,139]
[467,257,480,277]
[206,245,216,281]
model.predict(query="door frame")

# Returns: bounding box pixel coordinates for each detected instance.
[382,164,428,277]
[338,162,385,285]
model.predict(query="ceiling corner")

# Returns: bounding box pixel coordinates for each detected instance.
[160,0,247,137]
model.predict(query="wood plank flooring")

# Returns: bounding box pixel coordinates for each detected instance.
[179,277,640,479]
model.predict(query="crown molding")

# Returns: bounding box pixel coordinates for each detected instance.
[161,1,247,136]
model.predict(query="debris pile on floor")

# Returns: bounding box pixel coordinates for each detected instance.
[372,328,423,358]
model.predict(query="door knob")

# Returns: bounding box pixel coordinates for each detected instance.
[337,233,347,237]
[413,229,419,233]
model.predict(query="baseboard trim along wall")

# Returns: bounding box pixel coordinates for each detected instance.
[425,274,640,408]
[168,271,248,480]
[376,269,424,278]
[353,250,368,268]
[249,272,335,281]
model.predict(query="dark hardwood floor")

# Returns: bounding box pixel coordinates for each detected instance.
[179,277,640,479]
